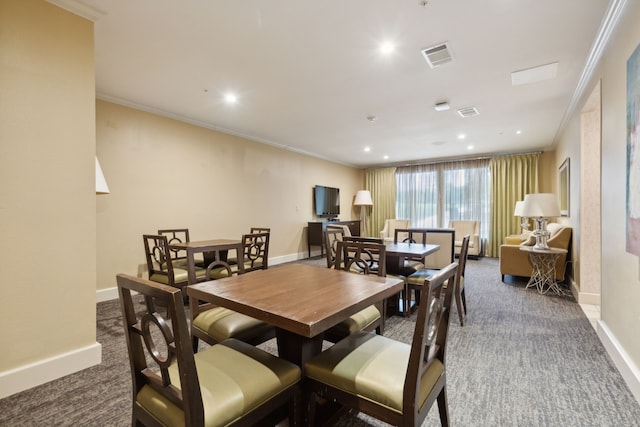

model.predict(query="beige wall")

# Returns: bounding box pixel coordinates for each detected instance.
[555,0,640,398]
[96,100,363,292]
[0,0,100,397]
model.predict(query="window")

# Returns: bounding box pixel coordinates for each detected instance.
[396,160,490,242]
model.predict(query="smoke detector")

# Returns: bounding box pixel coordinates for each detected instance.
[434,101,450,111]
[421,43,453,68]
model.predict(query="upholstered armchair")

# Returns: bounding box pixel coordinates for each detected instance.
[380,219,410,243]
[448,220,481,257]
[500,224,572,281]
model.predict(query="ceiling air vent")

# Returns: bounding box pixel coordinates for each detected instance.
[457,107,480,118]
[421,43,452,68]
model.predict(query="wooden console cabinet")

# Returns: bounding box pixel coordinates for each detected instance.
[307,220,361,257]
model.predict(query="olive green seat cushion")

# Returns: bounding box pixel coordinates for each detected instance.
[305,331,444,413]
[136,339,300,427]
[192,307,273,342]
[329,305,381,336]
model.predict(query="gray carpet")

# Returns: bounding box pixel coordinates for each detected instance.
[1,257,639,426]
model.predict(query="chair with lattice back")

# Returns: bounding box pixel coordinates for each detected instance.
[304,262,459,427]
[116,274,301,426]
[323,240,387,343]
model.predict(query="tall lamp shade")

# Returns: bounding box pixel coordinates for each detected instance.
[513,200,529,232]
[96,156,110,194]
[354,190,373,237]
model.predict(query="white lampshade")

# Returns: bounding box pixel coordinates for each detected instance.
[513,201,524,216]
[96,156,110,194]
[353,190,373,206]
[520,193,560,218]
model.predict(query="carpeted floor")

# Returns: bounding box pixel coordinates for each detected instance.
[1,257,639,426]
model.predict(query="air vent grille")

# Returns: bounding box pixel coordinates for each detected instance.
[457,107,480,118]
[421,43,452,68]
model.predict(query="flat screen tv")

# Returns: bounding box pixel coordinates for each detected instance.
[314,185,340,218]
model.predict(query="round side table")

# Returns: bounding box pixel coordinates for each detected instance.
[519,246,568,295]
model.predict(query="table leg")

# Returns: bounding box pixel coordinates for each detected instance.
[275,329,324,373]
[526,253,564,295]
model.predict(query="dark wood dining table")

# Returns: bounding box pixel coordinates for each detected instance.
[186,263,405,369]
[384,242,440,275]
[169,239,244,285]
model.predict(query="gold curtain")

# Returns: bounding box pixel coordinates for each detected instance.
[365,168,396,238]
[487,153,540,257]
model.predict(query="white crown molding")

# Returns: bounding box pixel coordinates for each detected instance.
[46,0,106,22]
[554,0,628,141]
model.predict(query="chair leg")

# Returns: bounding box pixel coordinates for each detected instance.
[461,287,467,315]
[403,287,411,318]
[192,336,199,353]
[437,387,449,427]
[455,288,464,326]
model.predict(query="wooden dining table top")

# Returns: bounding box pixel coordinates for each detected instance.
[186,263,405,338]
[169,238,241,251]
[385,242,440,258]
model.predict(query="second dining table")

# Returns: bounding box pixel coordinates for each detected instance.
[186,263,405,369]
[170,238,244,285]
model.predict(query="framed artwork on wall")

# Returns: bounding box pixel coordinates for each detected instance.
[626,43,640,256]
[559,157,570,217]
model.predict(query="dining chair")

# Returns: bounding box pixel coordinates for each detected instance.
[407,234,469,325]
[116,274,301,427]
[189,258,276,352]
[143,234,191,290]
[324,226,345,268]
[250,226,271,234]
[403,229,456,317]
[157,228,206,268]
[304,262,459,427]
[323,240,386,343]
[230,231,270,274]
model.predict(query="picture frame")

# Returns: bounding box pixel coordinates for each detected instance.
[559,157,570,217]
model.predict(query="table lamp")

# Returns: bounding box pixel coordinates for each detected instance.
[520,193,560,250]
[513,200,529,234]
[354,190,373,237]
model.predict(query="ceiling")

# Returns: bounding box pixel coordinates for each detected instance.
[52,0,612,167]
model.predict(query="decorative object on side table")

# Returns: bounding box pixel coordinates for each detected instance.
[520,193,561,250]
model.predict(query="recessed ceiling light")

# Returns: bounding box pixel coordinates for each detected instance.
[467,145,474,150]
[383,155,389,160]
[364,147,371,152]
[224,93,237,103]
[380,42,394,54]
[516,130,522,135]
[367,115,377,122]
[457,133,466,140]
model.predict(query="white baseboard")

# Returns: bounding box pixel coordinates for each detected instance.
[0,343,102,399]
[597,320,640,404]
[96,286,119,302]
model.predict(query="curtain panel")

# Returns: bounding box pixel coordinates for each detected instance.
[488,153,540,257]
[365,168,396,238]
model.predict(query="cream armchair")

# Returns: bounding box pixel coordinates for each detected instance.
[449,220,481,257]
[380,219,410,243]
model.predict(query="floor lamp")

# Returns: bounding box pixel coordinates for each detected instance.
[354,190,373,237]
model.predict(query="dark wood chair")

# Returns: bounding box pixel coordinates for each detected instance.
[235,231,270,273]
[189,258,276,352]
[304,262,459,427]
[404,228,456,316]
[453,234,470,325]
[323,240,386,343]
[394,228,429,270]
[324,227,346,268]
[143,234,190,289]
[116,274,301,427]
[157,228,205,268]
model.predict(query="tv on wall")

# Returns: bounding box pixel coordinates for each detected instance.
[314,185,340,218]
